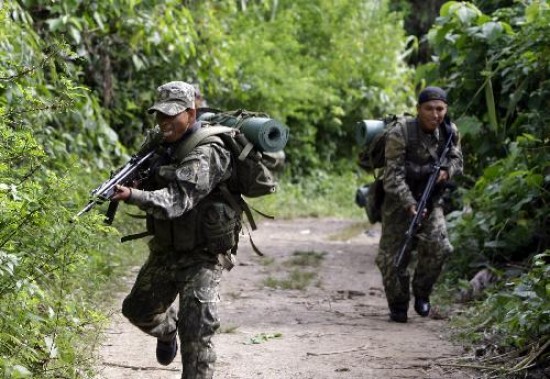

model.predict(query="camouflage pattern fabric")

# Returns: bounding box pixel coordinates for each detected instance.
[122,125,235,378]
[122,249,222,379]
[148,81,196,116]
[376,118,462,308]
[127,130,232,220]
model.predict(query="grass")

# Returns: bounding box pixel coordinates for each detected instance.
[263,269,318,290]
[246,170,372,220]
[262,249,327,290]
[284,250,327,268]
[328,220,372,241]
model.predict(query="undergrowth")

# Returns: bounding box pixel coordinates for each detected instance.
[247,168,371,220]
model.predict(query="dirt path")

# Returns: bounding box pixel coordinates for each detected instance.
[95,218,475,379]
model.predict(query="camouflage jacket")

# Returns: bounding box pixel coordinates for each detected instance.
[383,118,463,210]
[127,123,233,220]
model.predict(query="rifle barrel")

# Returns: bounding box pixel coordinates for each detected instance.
[74,149,157,221]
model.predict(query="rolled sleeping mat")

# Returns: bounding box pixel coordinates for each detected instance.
[355,119,385,146]
[198,113,289,152]
[239,117,289,152]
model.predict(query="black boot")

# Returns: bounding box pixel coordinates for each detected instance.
[389,303,408,323]
[414,297,430,317]
[156,335,178,366]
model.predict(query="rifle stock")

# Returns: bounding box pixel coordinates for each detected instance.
[393,127,454,270]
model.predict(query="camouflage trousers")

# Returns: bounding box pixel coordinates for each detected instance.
[122,247,222,379]
[375,201,452,309]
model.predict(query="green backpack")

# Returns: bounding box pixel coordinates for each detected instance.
[188,109,288,197]
[176,109,288,233]
[357,114,416,171]
[356,114,417,224]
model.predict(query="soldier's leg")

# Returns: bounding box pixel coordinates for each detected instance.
[377,209,412,319]
[413,207,450,299]
[178,262,222,379]
[375,246,411,308]
[122,252,178,341]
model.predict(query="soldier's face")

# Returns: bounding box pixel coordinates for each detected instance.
[156,108,196,143]
[417,100,447,133]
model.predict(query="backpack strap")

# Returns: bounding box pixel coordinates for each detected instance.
[404,116,455,161]
[173,125,265,247]
[174,125,234,159]
[404,116,418,159]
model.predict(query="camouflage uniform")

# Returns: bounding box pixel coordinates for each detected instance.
[375,117,463,310]
[122,119,239,379]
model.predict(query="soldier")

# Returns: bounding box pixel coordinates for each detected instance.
[111,80,241,378]
[193,83,208,109]
[375,86,463,323]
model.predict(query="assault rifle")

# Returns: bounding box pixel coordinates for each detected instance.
[393,125,454,270]
[74,130,163,224]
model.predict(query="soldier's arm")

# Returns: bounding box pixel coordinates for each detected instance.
[383,124,416,210]
[127,143,232,219]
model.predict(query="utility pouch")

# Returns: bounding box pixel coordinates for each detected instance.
[200,202,241,254]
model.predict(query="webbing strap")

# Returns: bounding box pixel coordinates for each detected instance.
[219,184,257,231]
[121,231,152,243]
[238,142,254,161]
[175,126,234,158]
[219,184,265,256]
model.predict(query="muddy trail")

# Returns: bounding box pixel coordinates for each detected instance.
[95,218,477,379]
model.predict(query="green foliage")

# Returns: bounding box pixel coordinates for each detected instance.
[263,270,318,290]
[0,3,135,377]
[0,122,115,377]
[448,134,549,269]
[21,0,415,175]
[426,1,550,175]
[429,0,550,269]
[425,2,550,372]
[201,0,416,175]
[245,332,283,345]
[452,252,550,375]
[21,0,201,148]
[247,170,368,220]
[284,251,327,268]
[1,2,124,170]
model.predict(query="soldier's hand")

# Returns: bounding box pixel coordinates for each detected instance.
[111,185,132,201]
[437,170,449,183]
[408,204,428,219]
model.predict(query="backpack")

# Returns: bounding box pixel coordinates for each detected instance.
[357,114,415,171]
[190,109,288,197]
[175,109,288,233]
[356,115,416,224]
[355,179,384,224]
[120,111,287,253]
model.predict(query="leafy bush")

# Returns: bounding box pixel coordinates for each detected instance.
[424,2,550,373]
[247,170,369,220]
[22,0,416,176]
[0,121,120,377]
[452,252,550,376]
[427,1,550,177]
[0,3,133,377]
[447,134,549,272]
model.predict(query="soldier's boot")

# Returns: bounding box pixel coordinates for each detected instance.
[389,303,408,323]
[414,297,430,317]
[156,334,178,366]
